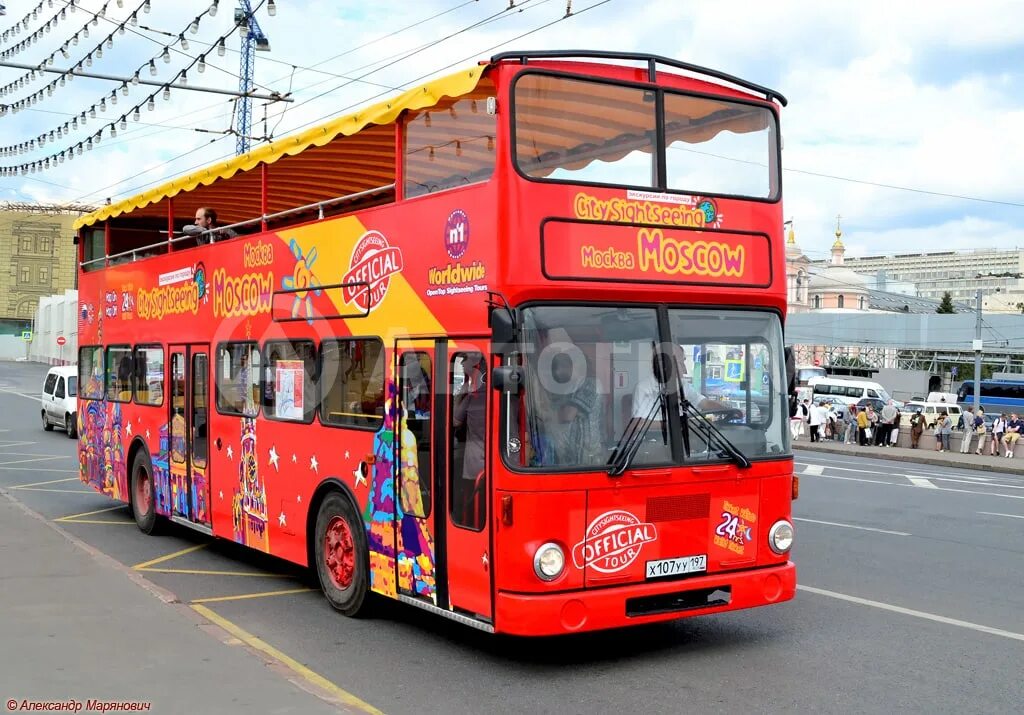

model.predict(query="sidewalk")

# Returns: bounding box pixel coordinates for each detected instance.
[794,438,1024,475]
[0,492,345,714]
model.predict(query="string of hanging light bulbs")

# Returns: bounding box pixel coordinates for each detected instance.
[0,0,280,176]
[0,2,226,156]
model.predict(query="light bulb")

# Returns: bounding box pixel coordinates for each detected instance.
[106,36,113,48]
[72,34,78,45]
[209,1,218,17]
[197,56,206,73]
[161,47,170,63]
[217,38,225,57]
[85,54,92,67]
[121,83,128,96]
[143,0,151,14]
[117,0,123,6]
[118,24,125,35]
[180,34,189,51]
[120,117,127,129]
[162,86,170,100]
[110,91,117,105]
[268,0,276,17]
[190,18,199,34]
[83,27,89,38]
[130,12,137,26]
[99,98,106,112]
[133,108,140,121]
[95,46,102,58]
[110,125,117,137]
[178,71,187,85]
[147,60,155,76]
[147,96,155,111]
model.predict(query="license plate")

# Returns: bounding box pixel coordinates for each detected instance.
[646,554,707,579]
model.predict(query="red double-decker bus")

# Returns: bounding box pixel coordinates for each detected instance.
[73,51,796,636]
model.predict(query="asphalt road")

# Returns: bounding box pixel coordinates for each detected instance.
[1,361,1021,714]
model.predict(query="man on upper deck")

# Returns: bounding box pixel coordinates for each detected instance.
[184,207,239,244]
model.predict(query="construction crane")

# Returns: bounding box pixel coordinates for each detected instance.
[233,1,274,154]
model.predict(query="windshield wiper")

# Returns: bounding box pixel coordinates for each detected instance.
[607,389,665,477]
[680,400,751,469]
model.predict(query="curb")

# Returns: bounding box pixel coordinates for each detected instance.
[793,444,1024,476]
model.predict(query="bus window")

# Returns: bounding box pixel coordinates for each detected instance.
[399,352,432,518]
[133,345,164,406]
[78,346,104,399]
[216,342,260,417]
[192,353,208,468]
[451,352,486,529]
[513,74,656,187]
[663,92,776,200]
[320,339,385,429]
[105,345,133,402]
[262,340,317,423]
[404,78,497,199]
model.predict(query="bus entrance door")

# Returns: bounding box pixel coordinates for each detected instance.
[168,344,212,531]
[445,341,492,622]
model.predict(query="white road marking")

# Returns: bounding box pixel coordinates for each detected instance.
[793,517,909,536]
[798,585,1024,643]
[797,460,1023,490]
[0,388,43,403]
[0,467,73,472]
[978,511,1024,520]
[907,476,938,489]
[802,472,1024,500]
[802,464,824,475]
[0,455,70,466]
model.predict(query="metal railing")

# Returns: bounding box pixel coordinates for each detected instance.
[79,183,396,270]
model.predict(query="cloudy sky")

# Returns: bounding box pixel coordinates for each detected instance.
[1,0,1021,260]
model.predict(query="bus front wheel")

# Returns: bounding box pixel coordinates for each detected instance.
[130,450,159,535]
[314,491,370,617]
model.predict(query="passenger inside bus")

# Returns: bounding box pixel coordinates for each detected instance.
[544,352,602,466]
[183,207,239,245]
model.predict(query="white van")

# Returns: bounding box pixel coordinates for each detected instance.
[41,365,77,438]
[808,376,893,407]
[905,401,963,429]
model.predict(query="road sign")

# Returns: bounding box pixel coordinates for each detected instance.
[951,366,958,378]
[21,331,32,341]
[56,336,67,346]
[762,373,770,386]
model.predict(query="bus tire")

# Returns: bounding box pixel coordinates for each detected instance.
[314,491,370,617]
[130,449,159,535]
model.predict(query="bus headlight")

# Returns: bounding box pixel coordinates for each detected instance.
[533,542,565,581]
[768,520,794,554]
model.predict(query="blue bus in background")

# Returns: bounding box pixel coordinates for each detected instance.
[957,379,1024,414]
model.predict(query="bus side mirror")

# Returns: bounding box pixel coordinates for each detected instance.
[489,308,516,353]
[492,366,523,394]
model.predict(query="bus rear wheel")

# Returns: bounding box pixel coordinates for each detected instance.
[131,450,159,535]
[314,492,370,617]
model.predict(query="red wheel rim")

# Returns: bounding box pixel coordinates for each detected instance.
[134,465,151,517]
[324,515,355,590]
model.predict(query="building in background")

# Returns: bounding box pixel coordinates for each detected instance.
[811,247,1024,305]
[0,203,90,321]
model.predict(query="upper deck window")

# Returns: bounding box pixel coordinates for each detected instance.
[513,73,779,201]
[404,78,498,199]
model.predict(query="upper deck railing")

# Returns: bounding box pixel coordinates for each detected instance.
[490,50,788,106]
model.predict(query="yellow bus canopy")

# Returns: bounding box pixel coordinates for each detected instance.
[73,65,487,230]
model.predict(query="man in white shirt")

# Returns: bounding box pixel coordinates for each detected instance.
[631,344,720,421]
[809,400,828,442]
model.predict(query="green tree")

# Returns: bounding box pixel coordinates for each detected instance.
[936,292,956,314]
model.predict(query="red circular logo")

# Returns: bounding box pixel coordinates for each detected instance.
[342,230,404,313]
[56,336,67,346]
[572,509,658,573]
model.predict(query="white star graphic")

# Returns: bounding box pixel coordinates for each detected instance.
[291,453,297,464]
[296,494,302,503]
[218,490,224,500]
[278,510,286,527]
[226,445,234,460]
[309,455,318,473]
[344,450,350,460]
[354,464,367,488]
[145,429,151,439]
[269,446,280,470]
[125,421,132,435]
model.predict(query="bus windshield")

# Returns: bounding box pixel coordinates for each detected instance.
[513,73,778,199]
[505,305,789,471]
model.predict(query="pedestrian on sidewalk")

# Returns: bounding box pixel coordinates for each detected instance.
[845,404,858,444]
[890,408,901,446]
[991,415,1006,456]
[857,407,870,446]
[936,411,952,452]
[1002,413,1021,459]
[960,407,976,454]
[910,409,925,448]
[791,399,809,441]
[974,409,989,455]
[880,400,897,447]
[809,400,827,442]
[867,406,879,445]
